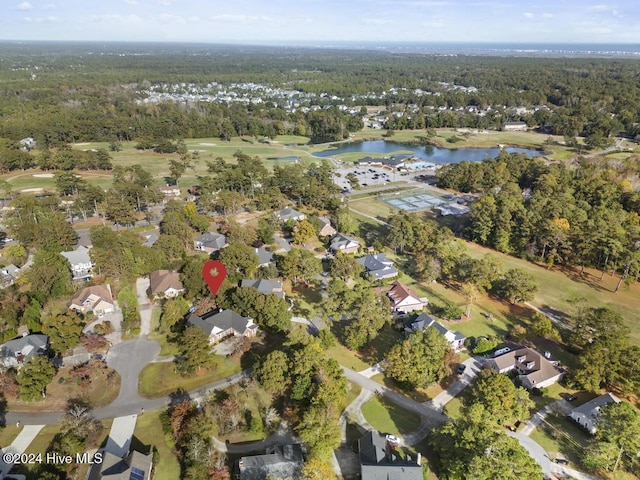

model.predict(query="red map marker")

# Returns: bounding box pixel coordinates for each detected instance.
[201,260,227,296]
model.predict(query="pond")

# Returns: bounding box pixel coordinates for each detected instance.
[312,140,543,164]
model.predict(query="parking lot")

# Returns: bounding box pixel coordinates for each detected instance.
[333,164,397,191]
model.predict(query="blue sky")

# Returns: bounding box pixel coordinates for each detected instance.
[1,0,639,44]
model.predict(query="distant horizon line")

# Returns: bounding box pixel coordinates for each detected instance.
[1,39,640,46]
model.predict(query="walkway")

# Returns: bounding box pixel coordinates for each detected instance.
[0,424,44,477]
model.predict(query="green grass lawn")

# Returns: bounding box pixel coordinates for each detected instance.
[0,424,21,448]
[18,425,59,479]
[361,395,422,436]
[138,356,241,398]
[132,409,181,480]
[325,343,371,372]
[464,242,640,344]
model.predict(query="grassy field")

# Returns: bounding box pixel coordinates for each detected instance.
[463,242,640,344]
[138,356,241,398]
[361,395,422,436]
[133,409,181,480]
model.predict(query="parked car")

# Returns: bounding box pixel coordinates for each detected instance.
[564,393,577,402]
[457,364,467,374]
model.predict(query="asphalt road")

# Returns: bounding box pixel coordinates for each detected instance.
[106,337,160,406]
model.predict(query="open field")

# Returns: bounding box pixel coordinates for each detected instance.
[138,356,241,398]
[463,242,640,344]
[133,409,181,480]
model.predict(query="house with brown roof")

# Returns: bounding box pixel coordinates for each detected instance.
[487,347,563,389]
[149,270,184,298]
[318,217,337,237]
[387,281,427,314]
[68,284,115,316]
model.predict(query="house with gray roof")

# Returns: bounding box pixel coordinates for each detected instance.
[357,253,398,280]
[274,207,306,223]
[241,279,285,298]
[61,245,93,280]
[253,247,274,267]
[487,347,563,390]
[236,444,304,480]
[330,233,360,254]
[359,431,422,480]
[194,232,227,254]
[0,334,49,369]
[187,309,258,344]
[568,393,620,434]
[405,313,465,349]
[0,264,20,287]
[88,414,153,480]
[141,232,158,247]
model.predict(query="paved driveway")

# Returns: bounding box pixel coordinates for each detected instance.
[428,357,483,411]
[135,277,152,336]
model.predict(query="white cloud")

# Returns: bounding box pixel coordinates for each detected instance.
[42,3,56,10]
[16,1,33,10]
[523,12,534,18]
[587,4,611,12]
[157,0,171,5]
[155,14,186,23]
[542,13,554,18]
[209,14,272,24]
[124,0,138,4]
[188,16,200,22]
[361,18,392,25]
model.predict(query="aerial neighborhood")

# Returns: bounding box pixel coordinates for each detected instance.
[1,41,640,480]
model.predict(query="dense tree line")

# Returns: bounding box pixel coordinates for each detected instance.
[2,44,640,148]
[437,152,640,285]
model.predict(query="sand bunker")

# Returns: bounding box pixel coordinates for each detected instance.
[21,187,44,192]
[32,173,54,178]
[199,142,217,146]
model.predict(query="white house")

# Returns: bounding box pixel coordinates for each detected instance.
[61,245,93,280]
[568,393,620,434]
[405,313,465,349]
[330,233,360,254]
[387,281,427,314]
[68,284,115,316]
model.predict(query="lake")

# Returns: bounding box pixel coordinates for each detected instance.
[312,140,543,164]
